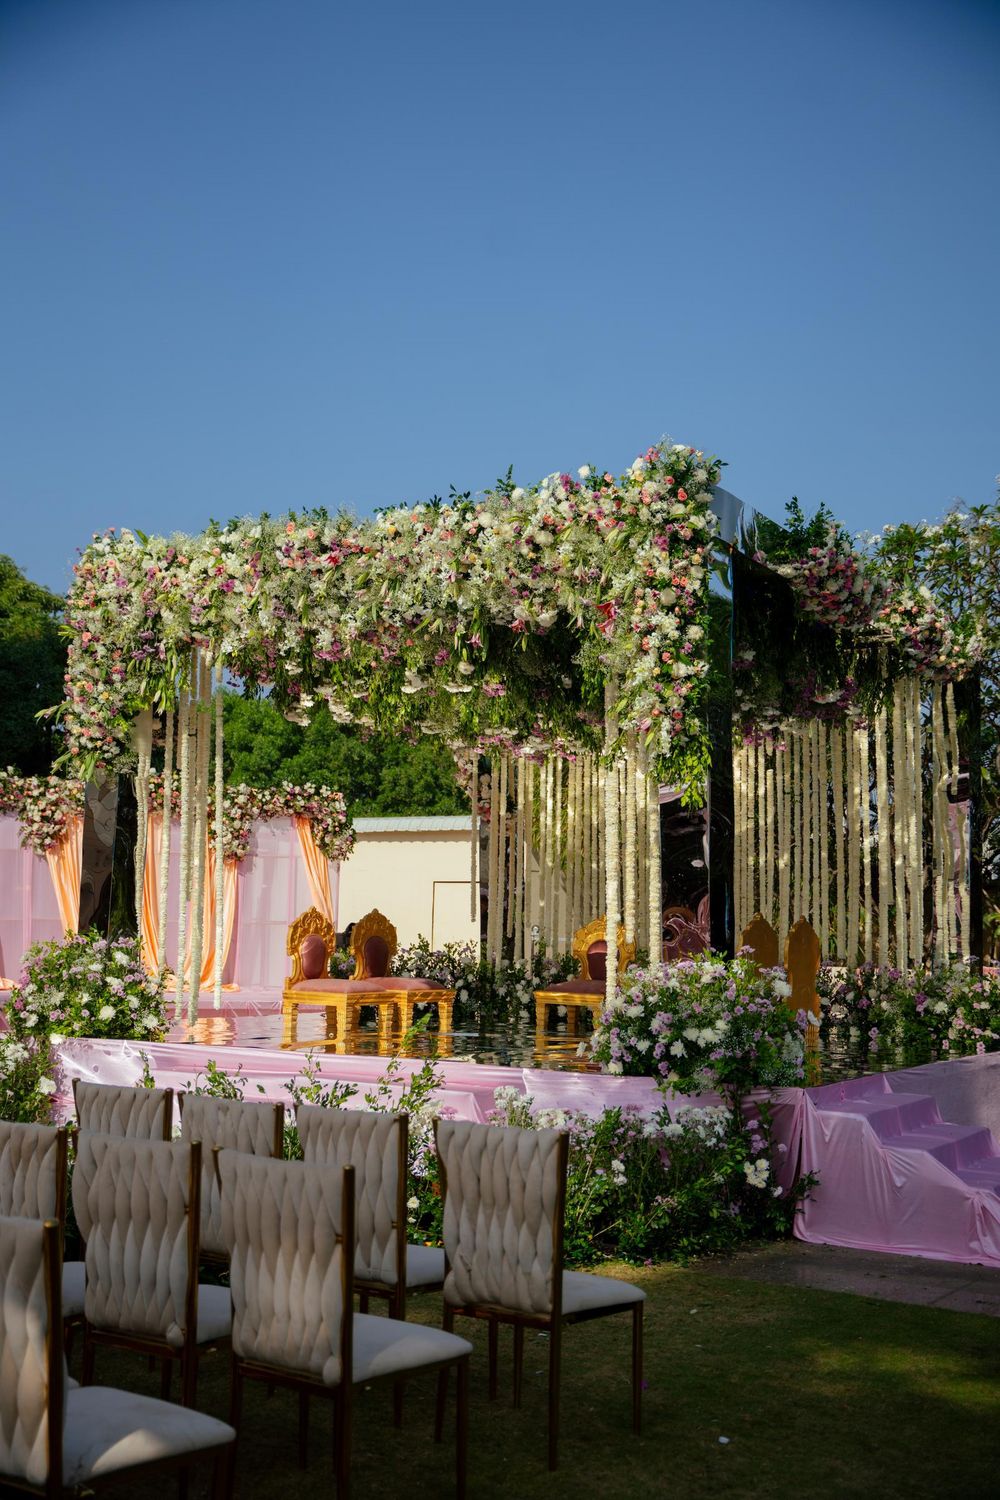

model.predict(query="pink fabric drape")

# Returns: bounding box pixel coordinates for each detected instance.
[293,816,335,925]
[44,815,83,936]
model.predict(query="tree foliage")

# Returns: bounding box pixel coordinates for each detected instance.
[0,557,66,774]
[221,696,467,818]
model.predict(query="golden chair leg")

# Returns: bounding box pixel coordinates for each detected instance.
[281,1000,298,1047]
[535,998,548,1032]
[437,1001,453,1034]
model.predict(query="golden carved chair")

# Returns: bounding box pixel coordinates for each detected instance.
[282,906,455,1046]
[533,916,636,1032]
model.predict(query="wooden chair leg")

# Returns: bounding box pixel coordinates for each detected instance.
[182,1349,198,1408]
[438,1001,453,1034]
[435,1305,454,1443]
[81,1330,95,1387]
[281,1000,298,1047]
[632,1302,643,1435]
[229,1357,244,1431]
[535,998,548,1032]
[333,1388,351,1500]
[298,1389,310,1466]
[392,1378,404,1429]
[487,1318,499,1401]
[161,1358,173,1401]
[456,1357,469,1500]
[512,1323,524,1409]
[358,1291,369,1314]
[547,1323,561,1471]
[213,1444,236,1500]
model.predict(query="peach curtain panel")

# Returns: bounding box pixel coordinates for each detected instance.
[293,815,335,925]
[140,817,237,987]
[44,814,83,936]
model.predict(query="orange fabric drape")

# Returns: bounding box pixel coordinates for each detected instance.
[139,816,238,991]
[140,812,163,973]
[182,846,238,990]
[45,814,83,936]
[293,815,335,925]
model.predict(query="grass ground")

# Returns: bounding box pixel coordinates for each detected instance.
[28,1262,1000,1500]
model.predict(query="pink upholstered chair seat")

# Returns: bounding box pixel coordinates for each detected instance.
[291,975,440,994]
[537,979,606,997]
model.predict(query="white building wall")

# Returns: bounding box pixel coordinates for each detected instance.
[337,817,478,948]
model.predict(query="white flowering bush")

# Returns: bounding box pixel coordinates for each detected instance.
[393,937,575,1024]
[818,962,1000,1060]
[485,1089,800,1263]
[0,1037,56,1123]
[6,932,167,1046]
[590,953,807,1101]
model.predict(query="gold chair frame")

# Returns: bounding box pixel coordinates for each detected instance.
[282,906,456,1045]
[534,916,636,1031]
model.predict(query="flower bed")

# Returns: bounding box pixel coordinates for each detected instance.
[817,962,1000,1063]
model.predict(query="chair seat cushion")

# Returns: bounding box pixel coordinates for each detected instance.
[405,1242,445,1288]
[562,1270,645,1316]
[62,1259,86,1318]
[196,1283,232,1343]
[63,1386,234,1484]
[352,1312,471,1383]
[538,980,605,997]
[291,976,444,994]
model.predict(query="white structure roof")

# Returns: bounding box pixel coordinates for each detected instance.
[351,815,471,833]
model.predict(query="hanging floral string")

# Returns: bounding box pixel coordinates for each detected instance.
[213,664,225,1009]
[156,705,174,974]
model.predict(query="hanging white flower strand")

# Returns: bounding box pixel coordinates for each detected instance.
[623,731,637,946]
[891,682,909,976]
[603,683,621,1013]
[646,743,661,963]
[947,682,969,958]
[133,707,153,943]
[874,709,891,966]
[156,704,174,977]
[174,674,192,1017]
[469,751,478,928]
[186,652,210,1027]
[213,663,225,1009]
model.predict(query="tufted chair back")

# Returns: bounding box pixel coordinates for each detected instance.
[0,1122,67,1224]
[71,1134,199,1350]
[296,1105,403,1287]
[73,1080,173,1140]
[218,1151,354,1387]
[436,1120,568,1317]
[0,1215,60,1489]
[180,1095,284,1256]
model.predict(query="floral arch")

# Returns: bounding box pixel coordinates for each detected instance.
[59,437,980,1021]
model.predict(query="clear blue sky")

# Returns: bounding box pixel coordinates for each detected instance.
[2,0,998,593]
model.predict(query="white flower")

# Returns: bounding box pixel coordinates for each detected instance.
[577,465,591,479]
[140,1013,158,1031]
[407,1196,419,1211]
[669,1040,687,1057]
[38,1077,57,1096]
[49,1033,65,1045]
[98,1005,116,1022]
[773,980,792,999]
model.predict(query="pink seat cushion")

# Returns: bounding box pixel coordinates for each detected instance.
[292,976,440,994]
[538,980,605,997]
[363,935,391,978]
[587,940,608,981]
[299,933,329,981]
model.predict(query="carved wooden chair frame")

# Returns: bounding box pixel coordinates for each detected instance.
[350,908,398,979]
[285,906,338,989]
[570,915,636,981]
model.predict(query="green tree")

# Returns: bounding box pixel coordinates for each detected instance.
[0,557,66,774]
[221,696,466,817]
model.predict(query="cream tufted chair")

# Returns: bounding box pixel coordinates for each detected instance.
[0,1213,235,1497]
[435,1118,645,1471]
[179,1094,284,1260]
[0,1121,81,1330]
[72,1080,174,1140]
[71,1134,231,1408]
[296,1105,445,1319]
[217,1150,472,1499]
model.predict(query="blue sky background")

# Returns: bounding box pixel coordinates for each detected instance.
[2,0,998,593]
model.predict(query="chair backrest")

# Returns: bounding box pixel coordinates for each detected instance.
[436,1119,568,1317]
[350,909,397,980]
[0,1215,64,1490]
[296,1105,405,1287]
[71,1134,200,1350]
[73,1080,173,1140]
[286,906,337,986]
[218,1151,354,1387]
[180,1095,284,1255]
[571,917,635,981]
[0,1122,68,1225]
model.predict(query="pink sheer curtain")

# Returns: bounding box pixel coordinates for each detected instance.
[0,815,63,985]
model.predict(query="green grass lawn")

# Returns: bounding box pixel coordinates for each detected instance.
[41,1263,1000,1500]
